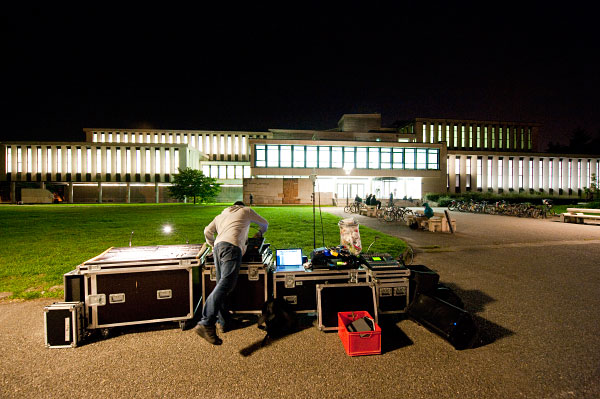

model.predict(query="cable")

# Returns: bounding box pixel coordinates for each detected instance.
[318,190,325,247]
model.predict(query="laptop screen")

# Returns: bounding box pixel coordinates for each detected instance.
[276,248,303,268]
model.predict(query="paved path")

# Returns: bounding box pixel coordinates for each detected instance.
[1,208,599,398]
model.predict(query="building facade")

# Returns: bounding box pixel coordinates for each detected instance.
[1,114,598,204]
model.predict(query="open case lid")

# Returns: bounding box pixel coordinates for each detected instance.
[79,244,208,270]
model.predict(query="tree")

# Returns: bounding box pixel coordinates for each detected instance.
[168,168,221,204]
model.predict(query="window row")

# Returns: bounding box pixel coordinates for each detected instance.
[5,146,180,175]
[422,123,533,151]
[254,145,440,170]
[449,156,600,192]
[92,132,248,156]
[202,165,251,180]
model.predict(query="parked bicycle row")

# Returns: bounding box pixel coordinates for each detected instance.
[447,199,556,218]
[344,202,416,223]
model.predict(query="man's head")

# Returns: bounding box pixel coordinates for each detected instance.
[233,201,245,206]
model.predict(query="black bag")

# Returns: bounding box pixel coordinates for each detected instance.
[257,298,298,339]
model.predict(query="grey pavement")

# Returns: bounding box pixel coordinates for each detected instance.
[1,208,600,398]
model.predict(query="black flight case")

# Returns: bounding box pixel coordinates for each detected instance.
[361,253,411,315]
[273,267,368,314]
[76,244,206,330]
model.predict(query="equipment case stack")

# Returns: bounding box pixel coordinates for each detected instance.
[202,237,273,314]
[361,253,410,315]
[75,244,206,330]
[273,268,368,313]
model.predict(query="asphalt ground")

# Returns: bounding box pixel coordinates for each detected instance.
[1,208,599,398]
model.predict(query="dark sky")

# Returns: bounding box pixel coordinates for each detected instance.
[2,3,599,151]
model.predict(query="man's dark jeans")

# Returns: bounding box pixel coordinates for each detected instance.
[198,241,242,327]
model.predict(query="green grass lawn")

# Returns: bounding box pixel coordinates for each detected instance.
[0,204,408,300]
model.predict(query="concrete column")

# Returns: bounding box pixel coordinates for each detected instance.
[155,182,160,203]
[68,181,74,203]
[542,158,550,192]
[459,155,467,193]
[502,157,509,192]
[551,159,559,193]
[571,159,578,193]
[98,182,102,204]
[126,182,131,203]
[532,157,539,191]
[491,156,498,192]
[561,159,569,193]
[11,182,16,203]
[482,156,488,191]
[581,159,589,190]
[448,155,456,193]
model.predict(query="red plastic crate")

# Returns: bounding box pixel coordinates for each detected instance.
[338,311,381,356]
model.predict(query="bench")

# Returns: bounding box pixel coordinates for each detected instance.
[359,205,378,217]
[429,212,457,233]
[561,208,600,224]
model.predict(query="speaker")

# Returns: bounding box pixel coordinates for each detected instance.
[407,265,440,302]
[433,284,464,309]
[408,293,478,350]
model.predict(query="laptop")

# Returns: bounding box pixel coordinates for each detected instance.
[275,248,304,272]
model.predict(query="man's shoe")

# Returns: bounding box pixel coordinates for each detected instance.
[193,324,222,345]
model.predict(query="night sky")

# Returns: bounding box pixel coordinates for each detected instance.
[3,3,599,152]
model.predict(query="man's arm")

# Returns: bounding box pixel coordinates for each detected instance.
[248,209,268,236]
[204,220,217,247]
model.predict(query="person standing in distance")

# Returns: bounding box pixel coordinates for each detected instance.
[194,201,269,345]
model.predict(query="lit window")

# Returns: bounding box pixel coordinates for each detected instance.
[381,148,392,169]
[498,158,503,187]
[405,149,415,169]
[508,158,514,189]
[469,126,473,148]
[356,147,367,168]
[519,158,524,189]
[165,150,170,174]
[393,148,403,169]
[453,125,458,147]
[154,134,158,143]
[116,149,122,174]
[461,126,466,148]
[56,148,61,173]
[368,148,380,169]
[202,165,209,176]
[93,133,98,143]
[343,147,355,170]
[293,146,305,168]
[76,147,82,173]
[430,123,434,143]
[466,156,471,189]
[235,165,243,178]
[220,136,225,155]
[227,165,235,179]
[124,133,129,143]
[116,133,121,143]
[191,135,195,148]
[477,126,481,148]
[568,160,572,189]
[155,149,160,173]
[145,149,151,173]
[455,156,460,188]
[255,145,266,167]
[161,134,166,144]
[210,165,218,178]
[416,149,427,169]
[280,146,292,167]
[169,134,173,144]
[428,149,439,170]
[227,136,232,155]
[126,149,132,174]
[549,159,554,191]
[106,149,111,174]
[131,133,136,144]
[499,127,503,148]
[37,147,42,173]
[27,147,32,173]
[47,147,52,173]
[97,149,102,173]
[445,125,450,143]
[488,158,493,186]
[101,133,105,143]
[213,135,217,154]
[306,146,317,168]
[234,136,239,154]
[241,136,246,155]
[267,145,279,167]
[176,134,181,144]
[6,147,12,173]
[438,125,442,142]
[108,133,112,142]
[147,134,151,144]
[219,165,226,178]
[66,148,72,174]
[477,157,482,189]
[331,147,342,168]
[319,146,330,168]
[174,149,179,173]
[243,165,250,178]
